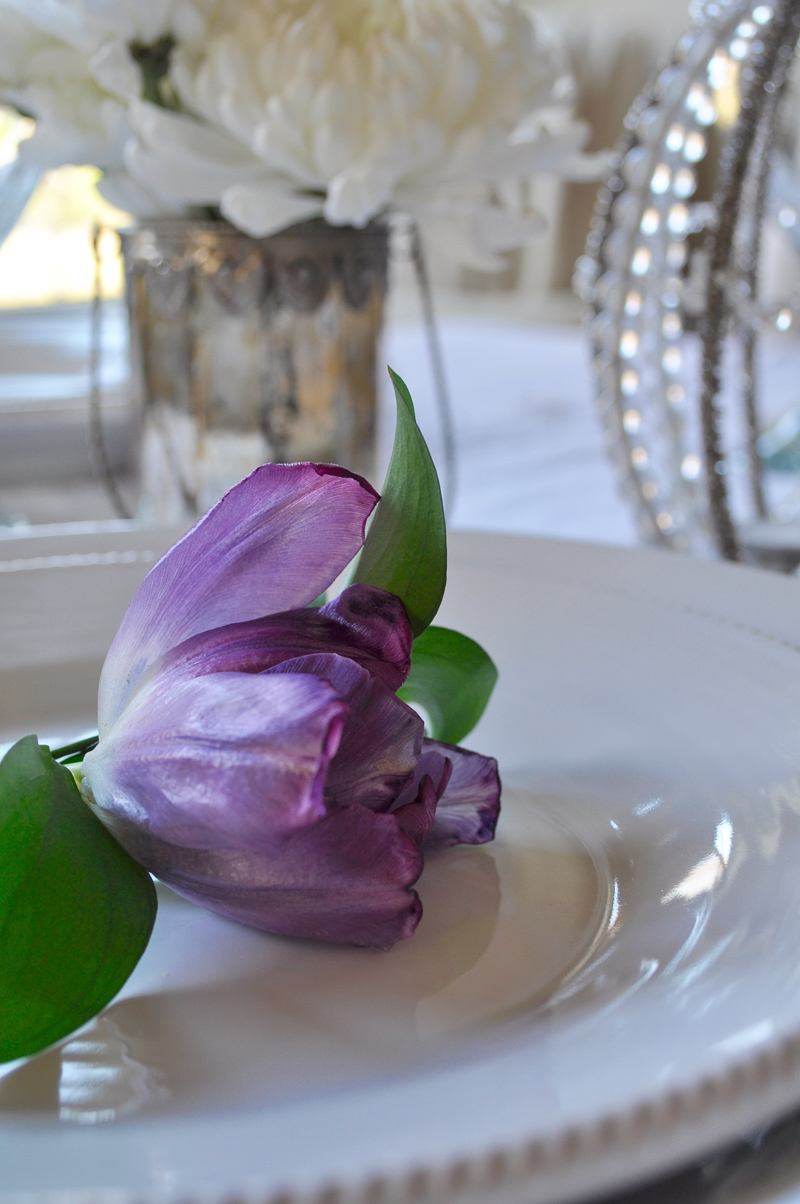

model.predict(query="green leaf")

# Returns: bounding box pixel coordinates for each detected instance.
[349,368,446,636]
[0,736,157,1063]
[398,626,498,745]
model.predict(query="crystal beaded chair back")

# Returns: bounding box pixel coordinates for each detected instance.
[122,220,388,524]
[577,0,800,570]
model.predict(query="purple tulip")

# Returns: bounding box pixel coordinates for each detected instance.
[81,463,500,949]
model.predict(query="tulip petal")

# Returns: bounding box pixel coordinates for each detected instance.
[423,740,501,851]
[320,586,414,690]
[392,745,451,807]
[83,672,347,853]
[86,795,426,950]
[394,771,439,848]
[144,585,413,698]
[98,464,378,730]
[267,652,423,811]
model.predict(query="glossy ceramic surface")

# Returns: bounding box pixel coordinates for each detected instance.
[4,530,800,1204]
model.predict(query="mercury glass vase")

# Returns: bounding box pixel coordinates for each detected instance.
[121,218,388,524]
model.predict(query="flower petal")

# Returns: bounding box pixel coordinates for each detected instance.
[221,179,324,238]
[87,795,426,950]
[320,585,413,691]
[83,671,346,853]
[143,584,413,699]
[423,740,501,851]
[394,771,439,848]
[267,652,423,811]
[98,464,378,730]
[128,97,263,170]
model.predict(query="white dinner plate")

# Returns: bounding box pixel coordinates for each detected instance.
[5,529,800,1204]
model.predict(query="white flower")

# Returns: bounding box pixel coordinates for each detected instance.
[0,0,600,262]
[0,4,128,171]
[0,0,220,210]
[124,0,596,266]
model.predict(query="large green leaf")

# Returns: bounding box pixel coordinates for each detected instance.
[0,736,157,1062]
[349,369,446,636]
[398,625,498,745]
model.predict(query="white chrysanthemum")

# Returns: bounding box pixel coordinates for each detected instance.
[0,5,127,170]
[125,0,595,265]
[0,0,219,210]
[0,0,214,102]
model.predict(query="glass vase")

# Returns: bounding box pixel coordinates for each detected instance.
[121,218,388,524]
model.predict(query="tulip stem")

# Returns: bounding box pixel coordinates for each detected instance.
[51,735,99,762]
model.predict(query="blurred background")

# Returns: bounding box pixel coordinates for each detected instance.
[0,0,772,546]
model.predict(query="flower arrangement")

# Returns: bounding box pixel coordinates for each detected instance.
[0,372,500,1063]
[0,0,595,266]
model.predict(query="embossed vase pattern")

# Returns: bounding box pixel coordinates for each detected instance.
[122,219,388,523]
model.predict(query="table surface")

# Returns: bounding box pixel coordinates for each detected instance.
[0,305,640,542]
[3,304,800,544]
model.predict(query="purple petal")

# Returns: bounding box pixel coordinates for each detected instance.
[83,671,347,852]
[392,745,452,810]
[266,652,423,811]
[140,585,413,700]
[394,771,439,848]
[319,586,414,690]
[423,740,501,851]
[98,464,378,730]
[87,795,426,950]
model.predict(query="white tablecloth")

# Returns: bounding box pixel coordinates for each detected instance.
[384,317,637,546]
[0,305,639,544]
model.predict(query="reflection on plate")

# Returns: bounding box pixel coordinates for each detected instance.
[0,790,607,1122]
[6,531,800,1204]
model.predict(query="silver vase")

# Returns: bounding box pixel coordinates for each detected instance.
[121,218,388,523]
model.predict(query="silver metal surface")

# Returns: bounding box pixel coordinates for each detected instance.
[122,218,388,522]
[577,0,800,569]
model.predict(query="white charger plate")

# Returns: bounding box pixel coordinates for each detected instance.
[4,530,800,1204]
